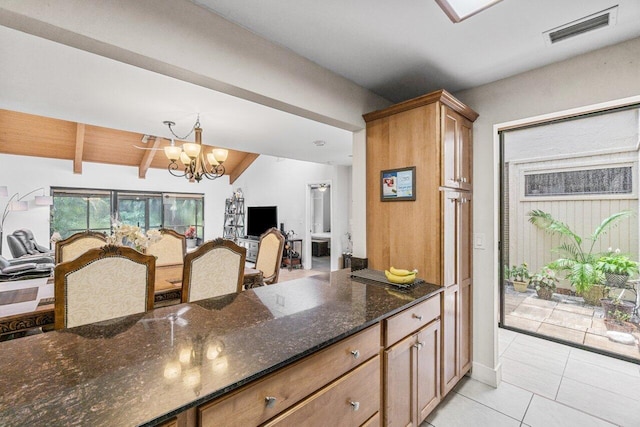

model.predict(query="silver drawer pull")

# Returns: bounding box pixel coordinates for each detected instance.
[350,350,360,359]
[412,314,423,321]
[265,396,277,408]
[413,341,425,350]
[350,401,360,411]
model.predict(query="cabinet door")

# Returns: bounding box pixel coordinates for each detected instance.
[384,333,419,427]
[459,194,473,375]
[441,284,460,396]
[441,106,472,191]
[416,320,441,423]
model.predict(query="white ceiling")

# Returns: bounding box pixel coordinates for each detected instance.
[2,1,640,168]
[194,0,640,102]
[0,25,354,166]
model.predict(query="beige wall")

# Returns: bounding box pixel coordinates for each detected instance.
[455,36,640,385]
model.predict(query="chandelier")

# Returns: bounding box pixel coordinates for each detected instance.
[163,117,229,182]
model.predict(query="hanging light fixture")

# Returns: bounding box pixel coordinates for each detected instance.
[163,116,229,182]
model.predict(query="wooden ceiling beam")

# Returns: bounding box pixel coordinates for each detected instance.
[138,136,162,179]
[74,123,85,174]
[229,153,259,185]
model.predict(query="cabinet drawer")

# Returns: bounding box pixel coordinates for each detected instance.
[264,355,380,427]
[385,295,440,347]
[199,323,381,427]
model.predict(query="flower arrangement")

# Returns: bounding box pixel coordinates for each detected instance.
[185,226,197,239]
[108,221,162,251]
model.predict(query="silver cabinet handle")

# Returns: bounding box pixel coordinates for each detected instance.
[412,313,423,321]
[413,342,424,350]
[350,350,360,359]
[350,401,360,411]
[265,396,277,408]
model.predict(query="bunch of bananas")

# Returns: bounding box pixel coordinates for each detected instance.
[384,267,418,284]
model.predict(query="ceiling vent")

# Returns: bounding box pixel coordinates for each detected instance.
[543,6,618,45]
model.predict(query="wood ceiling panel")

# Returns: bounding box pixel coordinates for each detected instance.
[0,109,76,159]
[0,109,258,182]
[83,125,145,166]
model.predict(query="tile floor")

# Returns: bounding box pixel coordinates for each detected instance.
[423,328,640,427]
[503,286,640,361]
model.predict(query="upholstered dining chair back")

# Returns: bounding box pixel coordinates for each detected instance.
[181,238,246,303]
[146,228,186,267]
[55,231,108,264]
[255,228,285,285]
[54,245,156,329]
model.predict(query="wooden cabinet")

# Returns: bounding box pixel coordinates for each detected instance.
[198,324,380,427]
[442,106,473,191]
[384,320,440,427]
[364,89,476,400]
[441,190,472,396]
[264,356,380,427]
[383,295,441,426]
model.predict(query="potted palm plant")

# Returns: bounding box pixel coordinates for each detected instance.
[528,210,632,306]
[530,266,558,300]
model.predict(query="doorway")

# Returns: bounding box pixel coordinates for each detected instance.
[305,182,331,272]
[499,104,640,362]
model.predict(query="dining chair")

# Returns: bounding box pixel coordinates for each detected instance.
[55,231,108,264]
[255,227,285,285]
[145,228,186,267]
[54,245,156,329]
[181,238,246,303]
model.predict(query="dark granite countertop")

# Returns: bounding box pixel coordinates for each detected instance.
[0,269,442,426]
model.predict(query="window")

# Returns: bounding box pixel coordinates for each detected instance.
[51,188,204,239]
[162,193,204,238]
[524,166,632,197]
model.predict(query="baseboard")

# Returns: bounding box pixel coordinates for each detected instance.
[469,360,502,388]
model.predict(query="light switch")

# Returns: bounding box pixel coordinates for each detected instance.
[474,233,485,250]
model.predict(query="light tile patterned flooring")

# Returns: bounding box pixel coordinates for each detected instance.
[423,328,640,427]
[504,287,640,361]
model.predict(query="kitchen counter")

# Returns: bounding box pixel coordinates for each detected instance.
[0,269,442,426]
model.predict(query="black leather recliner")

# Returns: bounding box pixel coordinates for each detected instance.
[0,255,54,281]
[7,229,54,259]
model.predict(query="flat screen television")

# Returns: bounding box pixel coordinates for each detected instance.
[246,206,278,238]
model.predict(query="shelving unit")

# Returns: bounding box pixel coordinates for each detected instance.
[223,196,245,241]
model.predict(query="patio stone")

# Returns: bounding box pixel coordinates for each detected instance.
[505,314,541,332]
[553,303,594,316]
[511,304,554,322]
[587,318,607,337]
[522,296,557,308]
[537,323,585,344]
[544,310,592,332]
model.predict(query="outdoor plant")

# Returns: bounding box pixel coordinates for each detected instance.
[510,262,530,282]
[530,266,558,290]
[528,210,632,295]
[530,265,558,300]
[597,249,639,276]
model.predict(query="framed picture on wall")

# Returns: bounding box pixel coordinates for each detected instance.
[380,166,416,201]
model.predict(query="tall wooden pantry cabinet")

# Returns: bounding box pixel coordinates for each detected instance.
[363,90,478,422]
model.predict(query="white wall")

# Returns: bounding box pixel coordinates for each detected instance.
[0,153,232,256]
[232,155,351,270]
[454,36,640,386]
